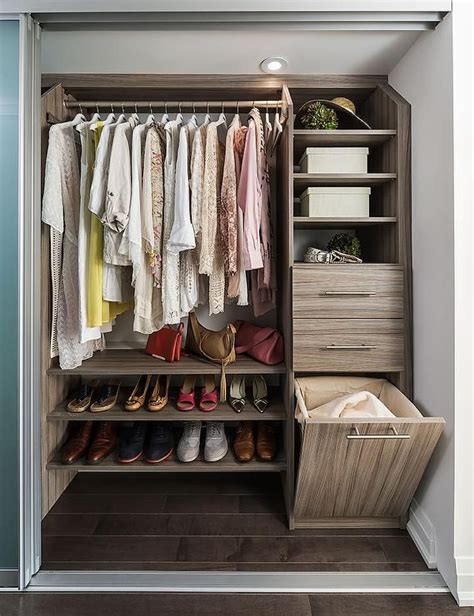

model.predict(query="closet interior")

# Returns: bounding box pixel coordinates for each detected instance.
[39,74,443,571]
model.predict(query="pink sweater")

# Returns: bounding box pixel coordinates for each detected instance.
[238,119,263,271]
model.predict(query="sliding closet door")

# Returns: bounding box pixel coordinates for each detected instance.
[18,14,42,589]
[0,18,20,589]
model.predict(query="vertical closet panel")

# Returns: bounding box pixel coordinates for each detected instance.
[40,84,76,515]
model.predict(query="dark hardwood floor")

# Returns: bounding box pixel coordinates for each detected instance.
[42,472,428,572]
[0,593,471,616]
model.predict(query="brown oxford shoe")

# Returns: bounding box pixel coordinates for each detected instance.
[233,421,255,463]
[61,421,94,465]
[256,423,278,462]
[87,422,118,464]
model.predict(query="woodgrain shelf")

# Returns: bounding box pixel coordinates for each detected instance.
[47,350,286,376]
[293,173,397,191]
[293,129,396,158]
[47,388,286,422]
[46,451,286,473]
[293,216,397,229]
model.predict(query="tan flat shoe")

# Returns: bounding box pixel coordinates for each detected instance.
[67,384,94,413]
[125,375,152,412]
[148,375,170,412]
[90,383,121,413]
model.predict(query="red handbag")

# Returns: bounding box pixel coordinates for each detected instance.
[234,321,284,366]
[145,324,184,362]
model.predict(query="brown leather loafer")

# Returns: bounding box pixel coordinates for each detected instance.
[233,421,255,463]
[61,421,94,465]
[256,423,278,462]
[148,375,170,412]
[87,422,118,464]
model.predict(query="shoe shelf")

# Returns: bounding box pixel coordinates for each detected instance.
[46,450,286,473]
[47,388,286,422]
[47,350,286,376]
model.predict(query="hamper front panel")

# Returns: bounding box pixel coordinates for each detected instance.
[294,419,445,521]
[293,265,404,319]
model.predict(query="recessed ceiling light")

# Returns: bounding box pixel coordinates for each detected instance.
[260,57,288,74]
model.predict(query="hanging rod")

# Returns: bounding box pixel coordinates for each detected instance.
[65,100,285,110]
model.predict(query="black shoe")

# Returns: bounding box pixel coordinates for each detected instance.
[145,423,174,464]
[118,422,147,463]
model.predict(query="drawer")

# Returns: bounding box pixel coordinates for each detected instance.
[293,319,404,372]
[293,265,404,319]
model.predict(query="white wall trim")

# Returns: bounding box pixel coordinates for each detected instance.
[0,570,18,588]
[455,557,474,607]
[407,499,437,569]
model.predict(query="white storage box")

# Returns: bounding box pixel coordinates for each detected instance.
[300,187,371,218]
[299,147,369,173]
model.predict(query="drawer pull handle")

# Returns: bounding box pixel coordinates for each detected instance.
[347,426,410,440]
[324,291,376,296]
[325,344,377,350]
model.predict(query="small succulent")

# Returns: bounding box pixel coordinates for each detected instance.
[327,233,362,258]
[300,102,338,130]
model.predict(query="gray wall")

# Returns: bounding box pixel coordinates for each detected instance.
[0,20,19,572]
[389,14,455,590]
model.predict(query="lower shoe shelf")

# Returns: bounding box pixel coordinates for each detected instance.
[46,450,286,473]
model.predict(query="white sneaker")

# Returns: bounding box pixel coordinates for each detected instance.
[204,422,228,462]
[177,421,202,463]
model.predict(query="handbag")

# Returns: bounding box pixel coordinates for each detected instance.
[234,320,284,366]
[145,324,184,362]
[186,312,236,401]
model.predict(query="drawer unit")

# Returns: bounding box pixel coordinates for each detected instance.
[293,319,404,372]
[293,265,404,319]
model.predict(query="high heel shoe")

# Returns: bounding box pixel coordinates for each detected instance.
[199,375,218,412]
[125,375,152,412]
[177,375,196,411]
[229,375,246,413]
[148,375,170,412]
[252,375,268,413]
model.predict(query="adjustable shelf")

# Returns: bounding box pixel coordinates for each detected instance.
[46,451,286,473]
[293,216,397,229]
[293,129,396,159]
[47,388,286,422]
[47,350,286,376]
[293,173,397,192]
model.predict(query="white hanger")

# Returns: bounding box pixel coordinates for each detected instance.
[270,104,284,155]
[265,102,272,147]
[145,102,155,126]
[161,101,169,125]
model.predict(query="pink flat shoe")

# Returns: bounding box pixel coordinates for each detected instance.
[199,375,218,412]
[177,376,196,412]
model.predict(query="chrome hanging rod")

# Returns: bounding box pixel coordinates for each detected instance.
[65,99,285,110]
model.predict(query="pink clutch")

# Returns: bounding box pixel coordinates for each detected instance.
[234,320,284,366]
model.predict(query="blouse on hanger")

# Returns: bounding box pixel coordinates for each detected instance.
[220,113,240,278]
[161,114,183,324]
[87,122,131,327]
[42,121,104,369]
[76,116,112,344]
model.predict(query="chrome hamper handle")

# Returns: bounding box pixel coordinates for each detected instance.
[347,426,410,440]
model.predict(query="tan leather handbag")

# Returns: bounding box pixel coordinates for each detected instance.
[186,312,236,401]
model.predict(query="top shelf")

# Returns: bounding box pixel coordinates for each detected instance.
[293,129,396,158]
[47,350,286,376]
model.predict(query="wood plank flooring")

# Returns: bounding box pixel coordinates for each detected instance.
[0,593,470,616]
[42,473,429,572]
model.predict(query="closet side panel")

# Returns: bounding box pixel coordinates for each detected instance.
[40,84,75,515]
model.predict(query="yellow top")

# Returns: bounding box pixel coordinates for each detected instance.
[87,121,131,327]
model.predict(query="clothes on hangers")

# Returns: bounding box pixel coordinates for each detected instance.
[43,102,282,368]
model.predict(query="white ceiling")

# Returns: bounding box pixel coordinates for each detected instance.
[41,28,423,75]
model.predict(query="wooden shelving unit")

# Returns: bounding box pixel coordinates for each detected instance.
[293,216,397,229]
[47,350,286,376]
[46,451,286,473]
[48,388,286,422]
